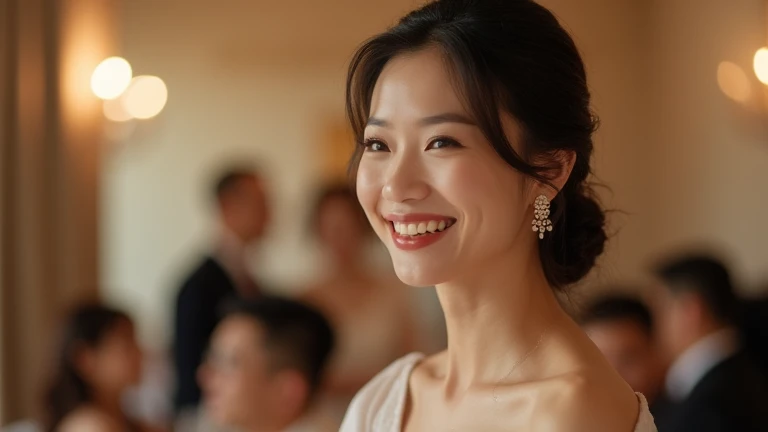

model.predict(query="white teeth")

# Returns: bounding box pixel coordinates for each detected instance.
[392,219,453,235]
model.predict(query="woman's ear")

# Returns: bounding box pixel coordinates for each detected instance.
[534,150,576,198]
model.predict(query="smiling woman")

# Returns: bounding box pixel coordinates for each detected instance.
[339,1,656,431]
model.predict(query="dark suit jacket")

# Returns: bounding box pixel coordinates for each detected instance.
[655,351,768,432]
[172,256,239,411]
[742,299,768,377]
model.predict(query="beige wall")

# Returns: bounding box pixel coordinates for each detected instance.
[648,0,768,291]
[103,0,768,349]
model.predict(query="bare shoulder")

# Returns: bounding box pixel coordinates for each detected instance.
[533,368,640,432]
[58,406,122,432]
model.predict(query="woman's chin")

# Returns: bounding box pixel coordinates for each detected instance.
[391,261,449,288]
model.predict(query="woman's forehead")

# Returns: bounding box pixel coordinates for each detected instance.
[369,48,469,123]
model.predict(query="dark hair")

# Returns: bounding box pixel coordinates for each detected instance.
[346,0,606,289]
[44,304,131,432]
[310,183,369,236]
[580,295,654,337]
[223,297,335,401]
[213,168,260,201]
[654,254,738,324]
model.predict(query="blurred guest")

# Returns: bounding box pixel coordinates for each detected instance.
[653,254,768,432]
[301,185,418,428]
[198,297,335,432]
[43,304,154,432]
[741,296,768,376]
[580,294,665,409]
[173,168,269,415]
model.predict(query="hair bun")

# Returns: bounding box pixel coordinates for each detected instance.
[540,186,607,289]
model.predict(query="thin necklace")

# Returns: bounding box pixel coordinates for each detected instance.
[491,326,550,403]
[446,327,551,432]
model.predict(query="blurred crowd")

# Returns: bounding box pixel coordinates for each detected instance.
[5,167,767,432]
[580,259,768,431]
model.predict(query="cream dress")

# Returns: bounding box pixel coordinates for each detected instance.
[340,353,657,432]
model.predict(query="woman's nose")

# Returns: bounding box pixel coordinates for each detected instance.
[381,153,430,203]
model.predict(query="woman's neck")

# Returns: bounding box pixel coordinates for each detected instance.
[92,389,126,424]
[436,247,565,396]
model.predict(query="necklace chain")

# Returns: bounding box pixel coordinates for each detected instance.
[491,327,549,403]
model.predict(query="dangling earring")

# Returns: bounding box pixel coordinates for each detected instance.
[532,195,553,240]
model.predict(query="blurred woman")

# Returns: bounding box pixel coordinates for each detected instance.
[44,304,152,432]
[301,184,418,429]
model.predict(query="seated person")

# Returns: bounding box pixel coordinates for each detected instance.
[43,303,158,432]
[198,297,335,432]
[580,294,665,410]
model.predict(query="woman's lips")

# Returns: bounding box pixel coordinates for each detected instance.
[384,213,456,251]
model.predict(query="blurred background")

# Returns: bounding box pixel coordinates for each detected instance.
[1,0,767,430]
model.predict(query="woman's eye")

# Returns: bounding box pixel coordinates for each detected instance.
[427,138,460,150]
[363,139,390,152]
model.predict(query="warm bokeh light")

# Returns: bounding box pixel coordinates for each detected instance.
[102,97,133,122]
[717,61,751,103]
[90,57,132,100]
[753,47,768,85]
[123,75,168,119]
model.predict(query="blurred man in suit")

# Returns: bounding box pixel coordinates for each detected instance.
[198,297,335,432]
[173,168,269,418]
[580,294,665,411]
[653,254,768,432]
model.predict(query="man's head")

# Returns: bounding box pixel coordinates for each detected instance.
[199,297,334,432]
[653,254,738,361]
[214,168,269,242]
[581,295,662,401]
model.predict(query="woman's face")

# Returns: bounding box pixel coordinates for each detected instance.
[318,196,366,260]
[356,47,536,287]
[79,319,143,394]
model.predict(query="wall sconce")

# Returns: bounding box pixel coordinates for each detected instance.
[91,57,168,122]
[754,47,768,85]
[91,57,132,100]
[756,2,768,86]
[718,61,751,103]
[122,75,168,120]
